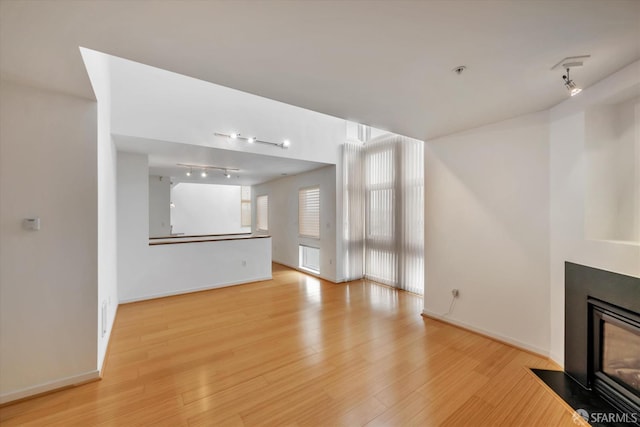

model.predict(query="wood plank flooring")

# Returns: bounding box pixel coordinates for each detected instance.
[1,264,576,426]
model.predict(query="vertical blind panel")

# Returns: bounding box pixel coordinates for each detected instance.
[241,186,251,201]
[299,186,320,238]
[343,133,424,294]
[343,142,366,280]
[256,195,268,231]
[241,186,252,227]
[241,201,251,227]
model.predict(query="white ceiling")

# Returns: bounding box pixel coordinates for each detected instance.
[113,135,331,185]
[1,0,639,140]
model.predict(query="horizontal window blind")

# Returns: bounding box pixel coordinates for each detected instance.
[299,245,320,273]
[299,186,320,238]
[256,195,268,231]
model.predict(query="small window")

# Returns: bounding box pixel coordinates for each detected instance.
[241,186,251,227]
[299,186,320,238]
[256,195,268,232]
[299,245,320,274]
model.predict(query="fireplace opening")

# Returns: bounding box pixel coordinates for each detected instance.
[589,297,640,416]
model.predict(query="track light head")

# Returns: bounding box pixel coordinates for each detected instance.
[562,68,582,97]
[201,170,207,178]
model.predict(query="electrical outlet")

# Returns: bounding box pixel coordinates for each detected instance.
[452,289,460,298]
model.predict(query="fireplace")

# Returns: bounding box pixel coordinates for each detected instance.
[564,262,640,421]
[589,298,640,415]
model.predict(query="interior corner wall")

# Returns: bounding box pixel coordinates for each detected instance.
[423,111,551,356]
[82,48,119,373]
[252,165,338,282]
[117,151,150,302]
[149,175,171,237]
[0,80,99,402]
[549,60,640,365]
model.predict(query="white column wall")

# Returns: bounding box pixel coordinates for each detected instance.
[81,47,119,373]
[0,80,99,402]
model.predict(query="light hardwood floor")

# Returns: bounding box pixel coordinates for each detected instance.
[1,264,576,426]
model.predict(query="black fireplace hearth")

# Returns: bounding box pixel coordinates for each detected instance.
[562,262,640,424]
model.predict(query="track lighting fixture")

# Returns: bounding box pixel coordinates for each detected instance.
[551,55,589,97]
[215,132,291,149]
[178,163,239,179]
[562,68,582,97]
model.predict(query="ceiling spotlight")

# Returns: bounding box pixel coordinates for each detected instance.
[562,68,582,97]
[230,133,238,139]
[247,137,255,144]
[201,170,208,178]
[186,168,192,177]
[282,139,290,149]
[224,170,231,179]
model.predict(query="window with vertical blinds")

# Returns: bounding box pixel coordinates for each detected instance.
[256,195,268,232]
[343,134,424,295]
[299,186,320,238]
[240,186,251,227]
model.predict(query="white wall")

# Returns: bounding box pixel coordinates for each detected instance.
[109,54,345,165]
[423,111,551,356]
[584,96,639,243]
[0,80,99,402]
[170,183,249,236]
[253,165,339,282]
[149,175,171,237]
[549,61,640,364]
[124,238,272,302]
[81,47,119,373]
[118,152,271,303]
[117,152,151,302]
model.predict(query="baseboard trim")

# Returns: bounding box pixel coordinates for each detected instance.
[549,351,564,368]
[0,370,100,405]
[421,309,550,359]
[119,276,273,304]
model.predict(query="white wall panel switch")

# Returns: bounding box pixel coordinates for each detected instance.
[23,218,40,230]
